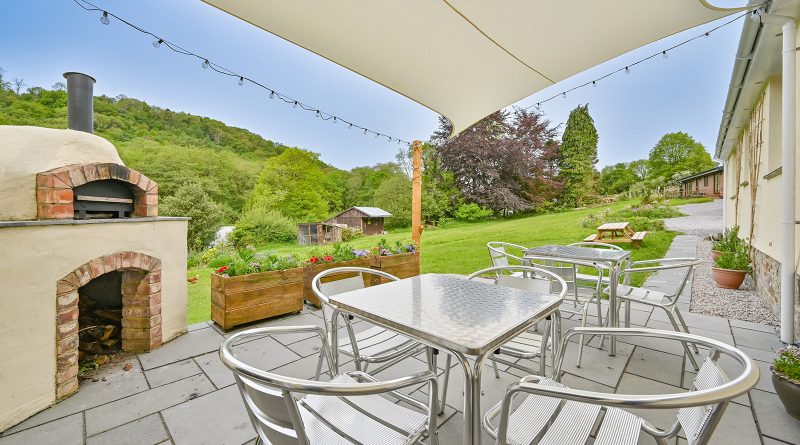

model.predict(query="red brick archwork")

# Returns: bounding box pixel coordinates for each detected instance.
[55,251,162,399]
[36,163,158,219]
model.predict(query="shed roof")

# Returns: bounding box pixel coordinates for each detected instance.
[352,207,392,218]
[201,1,740,136]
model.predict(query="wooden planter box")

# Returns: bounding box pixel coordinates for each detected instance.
[211,267,303,330]
[370,252,420,284]
[303,258,371,307]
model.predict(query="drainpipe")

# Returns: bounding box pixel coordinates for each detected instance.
[722,160,728,226]
[757,11,796,344]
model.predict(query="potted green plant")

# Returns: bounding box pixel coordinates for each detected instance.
[711,237,750,289]
[772,346,800,420]
[210,247,304,330]
[712,226,740,261]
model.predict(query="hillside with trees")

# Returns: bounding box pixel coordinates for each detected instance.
[0,69,719,251]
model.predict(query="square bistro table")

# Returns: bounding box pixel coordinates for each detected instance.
[524,244,631,356]
[329,273,563,445]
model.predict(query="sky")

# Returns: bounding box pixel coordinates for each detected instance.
[0,0,749,170]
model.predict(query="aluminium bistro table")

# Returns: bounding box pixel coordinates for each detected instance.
[524,244,631,356]
[328,273,563,445]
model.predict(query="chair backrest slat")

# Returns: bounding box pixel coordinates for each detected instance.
[319,275,365,296]
[678,358,729,445]
[497,275,552,293]
[236,376,302,444]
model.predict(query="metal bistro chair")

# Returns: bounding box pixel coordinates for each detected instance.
[311,267,429,375]
[487,241,528,273]
[524,254,607,368]
[221,325,439,445]
[434,265,566,415]
[483,327,760,445]
[466,265,567,379]
[567,241,625,288]
[612,257,703,370]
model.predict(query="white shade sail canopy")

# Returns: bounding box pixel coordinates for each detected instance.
[203,0,741,136]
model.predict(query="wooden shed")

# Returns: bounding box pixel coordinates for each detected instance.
[326,207,392,236]
[296,222,343,246]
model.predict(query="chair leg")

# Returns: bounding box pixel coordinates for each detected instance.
[674,307,699,353]
[624,299,631,328]
[577,304,589,368]
[664,309,699,371]
[361,362,369,374]
[540,320,551,377]
[314,349,325,380]
[438,354,452,415]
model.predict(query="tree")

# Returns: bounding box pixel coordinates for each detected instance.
[599,163,638,195]
[647,132,716,181]
[558,104,598,207]
[0,67,9,90]
[160,183,230,250]
[247,148,330,222]
[434,108,562,214]
[12,78,25,95]
[629,159,650,180]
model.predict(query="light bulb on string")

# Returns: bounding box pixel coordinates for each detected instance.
[152,39,163,48]
[315,110,321,118]
[293,101,298,109]
[333,117,337,124]
[364,129,368,135]
[375,133,379,138]
[349,124,353,129]
[100,11,110,25]
[238,77,244,86]
[592,81,597,87]
[704,32,710,38]
[202,59,210,69]
[662,51,668,59]
[562,92,567,99]
[269,91,275,99]
[625,66,630,74]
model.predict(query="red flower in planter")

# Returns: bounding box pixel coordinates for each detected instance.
[216,265,229,274]
[324,255,333,262]
[309,257,319,264]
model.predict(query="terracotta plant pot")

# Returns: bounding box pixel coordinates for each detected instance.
[772,373,800,421]
[711,250,723,261]
[711,267,746,289]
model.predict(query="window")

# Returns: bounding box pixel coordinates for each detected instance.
[704,176,709,186]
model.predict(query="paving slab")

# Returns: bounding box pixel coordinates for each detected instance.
[729,318,778,334]
[616,373,681,432]
[145,359,202,388]
[701,401,761,445]
[649,310,731,333]
[138,328,224,370]
[751,389,800,444]
[731,327,784,352]
[627,345,685,386]
[86,413,169,445]
[85,374,215,436]
[195,335,299,389]
[0,413,83,445]
[161,385,255,445]
[7,358,148,433]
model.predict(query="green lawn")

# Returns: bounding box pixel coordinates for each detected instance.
[669,197,714,206]
[186,200,677,324]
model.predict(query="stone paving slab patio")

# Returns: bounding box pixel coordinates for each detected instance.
[2,235,799,444]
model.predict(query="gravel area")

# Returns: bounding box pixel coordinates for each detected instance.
[689,238,779,327]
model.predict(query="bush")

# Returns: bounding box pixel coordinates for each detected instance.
[342,227,364,241]
[213,246,303,277]
[454,203,493,222]
[713,226,741,253]
[230,207,296,247]
[714,231,750,271]
[160,183,231,250]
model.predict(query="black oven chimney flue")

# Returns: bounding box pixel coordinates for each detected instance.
[63,72,96,134]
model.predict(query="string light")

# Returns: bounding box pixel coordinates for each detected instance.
[71,0,411,145]
[561,92,567,99]
[524,11,748,110]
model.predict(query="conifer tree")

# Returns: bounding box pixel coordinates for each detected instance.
[558,104,598,207]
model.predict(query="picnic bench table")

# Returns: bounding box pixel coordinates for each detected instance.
[584,221,647,245]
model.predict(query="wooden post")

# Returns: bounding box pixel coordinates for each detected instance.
[411,140,423,245]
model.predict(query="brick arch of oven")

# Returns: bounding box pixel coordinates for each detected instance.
[36,163,158,219]
[55,251,162,399]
